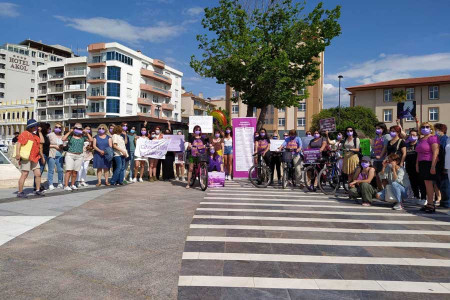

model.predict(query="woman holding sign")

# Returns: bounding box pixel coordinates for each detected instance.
[133,127,149,182]
[186,125,208,189]
[342,126,361,182]
[148,126,164,182]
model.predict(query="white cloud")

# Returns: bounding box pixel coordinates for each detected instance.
[0,2,19,17]
[55,16,183,44]
[323,83,350,108]
[184,76,203,82]
[185,7,204,16]
[328,52,450,84]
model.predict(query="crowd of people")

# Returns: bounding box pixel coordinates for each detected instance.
[12,117,450,213]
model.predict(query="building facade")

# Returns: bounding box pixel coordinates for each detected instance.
[34,42,183,125]
[0,39,73,103]
[346,75,450,128]
[221,52,324,135]
[181,92,216,123]
[0,99,35,141]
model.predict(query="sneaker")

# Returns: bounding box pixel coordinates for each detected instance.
[48,185,55,191]
[417,199,427,206]
[57,184,64,189]
[17,192,27,198]
[181,177,186,182]
[81,182,89,187]
[34,190,45,196]
[123,180,128,185]
[71,185,78,190]
[64,186,72,192]
[393,203,402,210]
[138,178,143,182]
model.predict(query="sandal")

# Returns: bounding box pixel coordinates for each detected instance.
[105,182,111,186]
[96,183,101,187]
[424,204,436,214]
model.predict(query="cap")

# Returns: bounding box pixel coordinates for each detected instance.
[26,119,38,129]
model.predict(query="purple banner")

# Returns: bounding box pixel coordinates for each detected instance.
[232,117,257,178]
[319,117,336,132]
[208,172,225,187]
[303,148,321,163]
[163,135,185,152]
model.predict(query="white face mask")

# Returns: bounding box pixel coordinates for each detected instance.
[155,130,160,135]
[151,134,156,138]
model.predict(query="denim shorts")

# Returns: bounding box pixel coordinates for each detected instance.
[224,146,233,155]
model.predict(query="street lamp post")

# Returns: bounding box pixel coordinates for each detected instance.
[338,75,343,126]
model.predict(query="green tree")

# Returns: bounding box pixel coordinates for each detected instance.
[190,0,341,130]
[311,106,379,138]
[393,90,406,103]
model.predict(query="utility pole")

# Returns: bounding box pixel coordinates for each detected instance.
[338,75,343,125]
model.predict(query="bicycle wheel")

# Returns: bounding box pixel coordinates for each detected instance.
[189,165,197,187]
[304,165,318,192]
[199,163,208,191]
[249,164,271,188]
[282,167,289,189]
[318,166,339,195]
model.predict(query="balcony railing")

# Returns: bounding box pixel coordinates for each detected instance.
[37,89,47,95]
[46,114,65,120]
[39,77,47,82]
[89,89,105,97]
[36,101,47,108]
[86,107,105,113]
[65,98,86,105]
[48,73,64,80]
[48,87,63,93]
[66,70,86,77]
[47,100,64,107]
[65,113,85,119]
[37,115,47,121]
[88,74,105,80]
[65,84,86,91]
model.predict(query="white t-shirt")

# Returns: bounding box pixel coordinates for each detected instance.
[112,134,127,157]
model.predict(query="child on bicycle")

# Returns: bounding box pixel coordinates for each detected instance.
[186,125,209,189]
[279,129,303,184]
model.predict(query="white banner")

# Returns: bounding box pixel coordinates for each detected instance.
[138,139,170,159]
[270,139,284,152]
[234,126,254,172]
[189,116,213,133]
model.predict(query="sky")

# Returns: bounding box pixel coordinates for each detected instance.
[1,0,450,108]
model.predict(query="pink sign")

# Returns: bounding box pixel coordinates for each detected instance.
[208,172,225,187]
[303,148,321,163]
[232,117,257,178]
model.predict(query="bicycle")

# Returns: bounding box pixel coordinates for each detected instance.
[318,151,343,195]
[281,150,299,189]
[189,153,209,191]
[302,149,324,192]
[249,153,272,188]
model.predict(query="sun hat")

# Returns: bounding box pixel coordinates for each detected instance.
[26,119,38,129]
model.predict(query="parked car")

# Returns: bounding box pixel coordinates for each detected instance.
[0,144,8,153]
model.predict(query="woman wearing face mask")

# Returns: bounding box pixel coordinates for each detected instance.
[223,127,233,181]
[175,131,186,181]
[305,131,312,138]
[126,126,137,182]
[162,122,175,181]
[186,125,208,188]
[254,128,271,166]
[279,129,303,185]
[47,122,65,190]
[150,126,164,181]
[211,129,225,158]
[405,129,426,203]
[308,130,328,152]
[35,122,50,192]
[342,126,361,182]
[416,122,440,213]
[348,157,377,206]
[433,123,447,206]
[110,125,128,185]
[208,147,224,172]
[378,125,406,166]
[372,123,388,189]
[108,124,115,136]
[62,123,93,191]
[133,127,149,182]
[270,133,282,185]
[93,124,112,186]
[76,126,94,187]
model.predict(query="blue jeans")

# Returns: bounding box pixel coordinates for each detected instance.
[378,181,407,203]
[47,155,64,186]
[111,156,126,184]
[441,173,450,208]
[33,154,47,190]
[125,152,135,179]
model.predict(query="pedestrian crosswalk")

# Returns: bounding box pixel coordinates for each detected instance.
[178,181,450,299]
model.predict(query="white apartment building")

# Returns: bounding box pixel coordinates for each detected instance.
[0,39,73,103]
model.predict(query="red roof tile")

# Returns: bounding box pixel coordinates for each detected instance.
[346,75,450,91]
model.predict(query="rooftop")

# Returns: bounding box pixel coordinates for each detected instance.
[19,39,74,58]
[346,75,450,92]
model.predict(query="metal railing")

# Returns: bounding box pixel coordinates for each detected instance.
[88,74,105,80]
[65,113,85,119]
[36,101,47,108]
[66,70,86,76]
[48,87,63,93]
[65,98,86,105]
[48,73,64,79]
[65,84,86,91]
[89,89,105,97]
[39,77,47,82]
[86,106,105,113]
[46,114,65,120]
[37,89,47,95]
[47,100,64,106]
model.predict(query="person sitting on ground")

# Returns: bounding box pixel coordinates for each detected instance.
[348,156,376,207]
[208,147,224,172]
[376,153,411,210]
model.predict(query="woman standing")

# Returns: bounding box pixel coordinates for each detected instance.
[35,122,50,191]
[149,126,164,182]
[342,126,361,182]
[186,125,208,189]
[110,125,128,185]
[175,131,186,181]
[223,127,233,181]
[62,123,93,191]
[270,133,282,185]
[93,124,112,186]
[405,129,426,203]
[163,124,175,181]
[47,122,65,190]
[378,125,406,166]
[211,129,225,157]
[416,122,440,213]
[76,126,93,187]
[133,127,149,182]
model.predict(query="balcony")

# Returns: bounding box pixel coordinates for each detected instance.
[47,73,64,81]
[193,104,207,111]
[88,43,106,52]
[87,89,106,100]
[66,70,86,77]
[86,107,106,117]
[47,100,64,107]
[65,84,86,91]
[87,74,106,84]
[46,114,66,121]
[138,98,152,106]
[38,77,47,83]
[140,69,172,85]
[153,59,165,69]
[36,101,47,108]
[140,84,172,98]
[47,87,64,94]
[37,115,47,121]
[162,103,174,111]
[88,62,106,68]
[137,112,152,117]
[65,98,86,106]
[37,89,47,96]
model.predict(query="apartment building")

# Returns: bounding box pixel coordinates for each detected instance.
[181,92,216,123]
[34,42,183,125]
[0,99,35,140]
[0,39,73,103]
[346,75,450,128]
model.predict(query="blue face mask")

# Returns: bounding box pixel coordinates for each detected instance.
[273,136,278,140]
[130,129,135,134]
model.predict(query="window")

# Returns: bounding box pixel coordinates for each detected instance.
[154,107,160,118]
[384,89,392,102]
[90,101,102,112]
[278,118,286,127]
[405,115,414,122]
[127,88,132,98]
[126,103,133,114]
[298,103,306,111]
[140,105,150,114]
[31,88,34,93]
[0,73,4,79]
[429,108,439,121]
[232,105,239,114]
[298,88,305,95]
[0,92,4,98]
[92,55,102,63]
[31,79,35,83]
[175,89,179,97]
[175,113,178,120]
[406,87,415,100]
[278,108,285,113]
[32,51,36,57]
[107,66,121,81]
[127,73,132,84]
[106,51,133,66]
[383,109,393,122]
[106,99,120,113]
[153,95,160,103]
[297,117,305,127]
[429,86,439,100]
[0,83,4,88]
[107,83,120,97]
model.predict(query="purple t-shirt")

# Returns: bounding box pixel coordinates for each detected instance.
[416,135,439,162]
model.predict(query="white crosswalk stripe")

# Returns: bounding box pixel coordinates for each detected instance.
[179,181,450,298]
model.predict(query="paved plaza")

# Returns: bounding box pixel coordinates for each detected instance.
[0,180,449,299]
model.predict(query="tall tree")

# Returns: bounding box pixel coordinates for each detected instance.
[191,0,341,130]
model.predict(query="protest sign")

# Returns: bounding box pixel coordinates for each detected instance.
[397,101,416,119]
[270,139,284,152]
[303,149,321,164]
[138,139,170,159]
[208,172,225,187]
[232,117,257,178]
[163,135,185,152]
[319,117,336,132]
[189,116,213,133]
[360,139,371,156]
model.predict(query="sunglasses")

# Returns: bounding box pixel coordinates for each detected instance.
[421,126,430,129]
[347,130,353,132]
[55,126,62,129]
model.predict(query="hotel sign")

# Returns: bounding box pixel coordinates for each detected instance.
[8,55,30,73]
